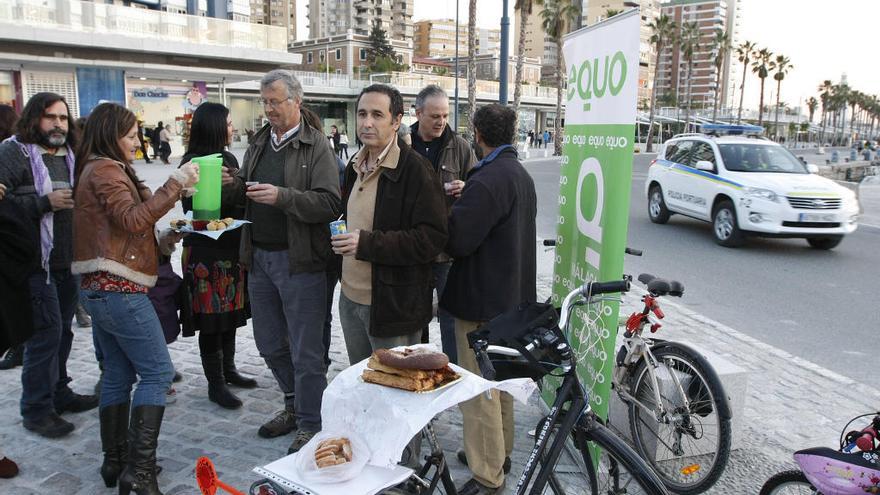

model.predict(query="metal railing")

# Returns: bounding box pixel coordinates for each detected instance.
[1,0,288,52]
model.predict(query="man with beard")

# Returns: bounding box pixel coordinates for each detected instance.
[0,92,98,438]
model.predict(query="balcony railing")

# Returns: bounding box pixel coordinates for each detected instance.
[0,0,289,52]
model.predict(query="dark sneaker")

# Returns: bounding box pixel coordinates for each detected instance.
[287,429,317,454]
[55,392,99,414]
[258,409,297,438]
[172,370,183,383]
[457,478,505,495]
[457,450,511,474]
[23,412,75,438]
[0,345,23,370]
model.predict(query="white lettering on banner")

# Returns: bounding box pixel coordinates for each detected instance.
[576,157,604,270]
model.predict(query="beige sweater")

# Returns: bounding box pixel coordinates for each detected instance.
[341,138,400,305]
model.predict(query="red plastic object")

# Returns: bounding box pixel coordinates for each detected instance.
[196,457,245,495]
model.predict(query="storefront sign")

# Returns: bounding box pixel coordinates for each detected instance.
[132,88,171,100]
[549,10,639,420]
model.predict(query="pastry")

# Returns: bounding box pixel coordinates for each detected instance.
[313,437,352,469]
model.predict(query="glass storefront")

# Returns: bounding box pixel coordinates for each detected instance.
[0,71,20,110]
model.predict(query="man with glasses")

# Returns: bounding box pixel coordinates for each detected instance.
[222,70,341,454]
[0,92,99,439]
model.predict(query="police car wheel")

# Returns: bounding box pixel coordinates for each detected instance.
[806,236,842,250]
[712,200,745,247]
[648,185,670,224]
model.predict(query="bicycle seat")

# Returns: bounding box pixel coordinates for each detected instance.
[637,273,684,297]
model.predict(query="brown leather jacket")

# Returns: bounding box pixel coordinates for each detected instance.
[72,158,183,287]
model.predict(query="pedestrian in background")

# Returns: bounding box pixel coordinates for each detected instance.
[151,121,163,160]
[179,102,255,410]
[0,104,16,141]
[443,104,537,495]
[159,124,172,164]
[0,92,99,439]
[72,102,199,494]
[137,120,153,164]
[221,69,340,454]
[543,129,550,149]
[330,124,341,157]
[409,84,476,363]
[338,129,349,160]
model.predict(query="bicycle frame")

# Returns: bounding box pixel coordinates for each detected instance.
[612,295,693,428]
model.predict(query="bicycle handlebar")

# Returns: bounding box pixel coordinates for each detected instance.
[541,239,642,257]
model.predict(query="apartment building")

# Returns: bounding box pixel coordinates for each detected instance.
[289,32,414,76]
[442,53,543,86]
[308,0,413,43]
[413,20,500,59]
[250,0,296,44]
[579,0,660,108]
[513,3,553,73]
[655,0,738,111]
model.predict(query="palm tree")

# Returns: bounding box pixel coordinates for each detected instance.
[848,89,861,139]
[711,28,731,123]
[466,0,477,138]
[771,54,792,140]
[735,40,757,123]
[540,0,578,156]
[818,79,833,141]
[831,83,849,144]
[679,21,700,131]
[645,14,676,152]
[750,47,773,126]
[513,0,540,132]
[605,8,622,18]
[806,96,818,123]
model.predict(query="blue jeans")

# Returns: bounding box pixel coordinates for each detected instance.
[21,269,78,421]
[81,290,174,408]
[248,248,327,432]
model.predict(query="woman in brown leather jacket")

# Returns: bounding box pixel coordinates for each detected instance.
[71,103,198,495]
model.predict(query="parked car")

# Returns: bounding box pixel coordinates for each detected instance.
[646,128,859,249]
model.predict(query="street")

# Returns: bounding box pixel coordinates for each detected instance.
[524,150,880,385]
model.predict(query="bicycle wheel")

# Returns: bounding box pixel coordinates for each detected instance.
[627,344,731,494]
[578,421,669,495]
[759,470,820,495]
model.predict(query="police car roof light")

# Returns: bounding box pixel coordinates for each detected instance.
[700,124,765,136]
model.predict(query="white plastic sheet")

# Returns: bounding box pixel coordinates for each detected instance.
[321,344,537,468]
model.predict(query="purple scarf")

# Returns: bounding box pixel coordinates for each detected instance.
[5,135,75,276]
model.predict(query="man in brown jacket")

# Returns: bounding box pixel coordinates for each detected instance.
[222,70,341,454]
[332,84,447,363]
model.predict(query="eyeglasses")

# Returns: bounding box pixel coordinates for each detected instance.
[258,97,292,109]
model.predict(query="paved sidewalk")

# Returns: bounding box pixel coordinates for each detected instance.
[1,159,879,494]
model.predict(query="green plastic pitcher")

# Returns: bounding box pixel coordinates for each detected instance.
[191,153,222,220]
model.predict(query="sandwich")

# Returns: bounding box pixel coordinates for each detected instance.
[314,437,352,469]
[361,348,459,392]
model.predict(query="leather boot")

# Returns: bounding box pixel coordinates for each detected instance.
[202,351,242,409]
[118,405,164,495]
[222,333,257,388]
[99,402,129,487]
[0,344,23,370]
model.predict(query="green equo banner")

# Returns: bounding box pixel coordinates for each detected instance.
[548,9,640,420]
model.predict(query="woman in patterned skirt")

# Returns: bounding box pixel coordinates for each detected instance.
[179,103,255,410]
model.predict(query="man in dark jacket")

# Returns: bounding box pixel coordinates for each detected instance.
[410,84,477,363]
[332,84,447,364]
[222,70,341,454]
[0,92,99,439]
[442,104,537,495]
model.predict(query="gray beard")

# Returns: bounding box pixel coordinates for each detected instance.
[41,132,67,148]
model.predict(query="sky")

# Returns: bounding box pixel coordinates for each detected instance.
[296,0,879,116]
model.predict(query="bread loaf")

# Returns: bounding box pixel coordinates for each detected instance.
[314,437,352,469]
[374,348,449,370]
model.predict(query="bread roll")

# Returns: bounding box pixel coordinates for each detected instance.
[374,348,449,370]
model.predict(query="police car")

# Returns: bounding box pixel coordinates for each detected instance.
[646,124,859,249]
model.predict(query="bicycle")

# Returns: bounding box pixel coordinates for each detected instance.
[759,412,880,495]
[611,272,732,494]
[468,279,669,495]
[540,239,732,494]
